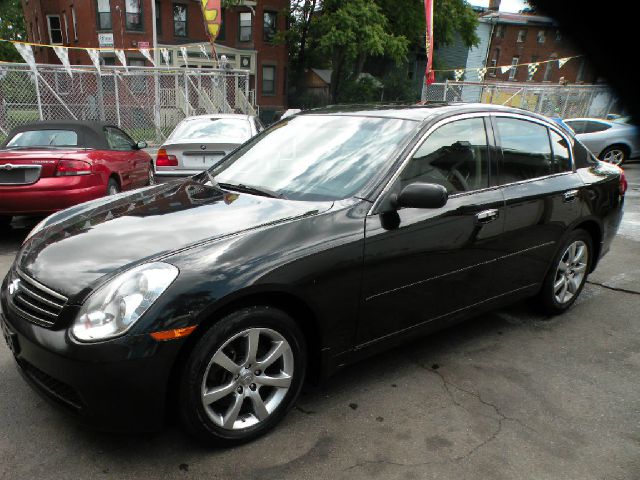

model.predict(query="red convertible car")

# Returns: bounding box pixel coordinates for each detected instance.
[0,121,154,227]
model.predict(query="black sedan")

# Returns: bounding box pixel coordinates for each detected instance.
[0,104,626,446]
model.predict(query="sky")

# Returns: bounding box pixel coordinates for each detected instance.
[468,0,528,13]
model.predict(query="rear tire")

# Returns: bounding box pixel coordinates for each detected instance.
[0,215,12,229]
[178,306,307,446]
[600,145,628,166]
[147,166,155,186]
[537,229,593,315]
[107,178,120,195]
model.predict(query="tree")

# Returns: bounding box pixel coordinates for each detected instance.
[312,0,409,101]
[0,0,26,62]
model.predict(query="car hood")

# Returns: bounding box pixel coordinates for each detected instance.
[16,180,332,299]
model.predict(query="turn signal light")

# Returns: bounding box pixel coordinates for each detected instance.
[55,159,92,176]
[620,168,628,195]
[150,326,197,341]
[156,148,178,167]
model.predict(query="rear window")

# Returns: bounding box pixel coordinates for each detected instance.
[168,118,251,144]
[5,129,79,147]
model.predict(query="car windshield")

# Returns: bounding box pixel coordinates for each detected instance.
[168,118,251,143]
[5,129,78,147]
[212,114,418,201]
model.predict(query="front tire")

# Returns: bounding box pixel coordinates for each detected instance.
[179,306,307,446]
[537,229,592,315]
[107,178,120,195]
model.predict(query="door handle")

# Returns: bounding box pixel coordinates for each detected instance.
[475,209,499,224]
[563,189,579,202]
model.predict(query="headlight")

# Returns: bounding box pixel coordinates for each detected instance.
[72,262,179,342]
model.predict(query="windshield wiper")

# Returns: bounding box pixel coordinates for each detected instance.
[218,182,286,199]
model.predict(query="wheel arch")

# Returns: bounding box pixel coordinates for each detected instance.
[572,218,603,272]
[165,288,325,418]
[599,142,631,159]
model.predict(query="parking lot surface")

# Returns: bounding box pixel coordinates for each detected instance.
[1,164,639,480]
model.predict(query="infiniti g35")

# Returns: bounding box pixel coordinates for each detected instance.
[0,104,626,445]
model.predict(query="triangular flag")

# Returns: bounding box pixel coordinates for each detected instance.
[139,48,155,66]
[14,43,36,73]
[477,67,487,81]
[454,69,464,82]
[500,65,511,74]
[114,49,128,72]
[179,46,189,66]
[52,46,72,76]
[160,48,171,66]
[558,57,570,69]
[198,44,210,61]
[87,49,101,74]
[527,63,539,78]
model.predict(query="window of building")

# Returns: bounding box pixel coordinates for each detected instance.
[495,117,553,183]
[576,58,586,83]
[97,0,112,30]
[555,29,562,42]
[71,7,78,41]
[173,4,187,37]
[543,55,557,81]
[509,56,519,80]
[263,11,277,42]
[399,118,490,194]
[517,29,527,43]
[47,15,63,44]
[527,55,538,81]
[35,17,41,42]
[239,12,252,42]
[490,48,500,76]
[262,65,276,94]
[537,30,545,43]
[125,0,143,31]
[155,1,162,34]
[495,24,504,38]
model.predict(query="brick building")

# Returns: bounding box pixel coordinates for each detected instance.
[482,7,598,84]
[20,0,288,116]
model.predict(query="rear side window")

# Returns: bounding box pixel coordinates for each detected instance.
[399,117,490,194]
[565,120,585,134]
[6,129,78,147]
[496,117,552,183]
[549,130,572,172]
[583,121,611,134]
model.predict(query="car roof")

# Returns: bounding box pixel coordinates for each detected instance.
[2,120,116,149]
[181,114,253,121]
[565,118,612,124]
[301,102,555,124]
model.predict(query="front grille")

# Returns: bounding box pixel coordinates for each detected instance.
[0,165,42,185]
[10,270,68,328]
[18,360,83,412]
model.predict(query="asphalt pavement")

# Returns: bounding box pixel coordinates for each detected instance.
[0,163,639,480]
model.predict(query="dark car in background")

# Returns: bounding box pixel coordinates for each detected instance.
[0,104,625,446]
[0,121,154,227]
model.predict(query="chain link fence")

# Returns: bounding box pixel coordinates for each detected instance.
[423,81,619,119]
[0,63,255,146]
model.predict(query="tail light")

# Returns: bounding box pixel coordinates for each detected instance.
[620,168,628,195]
[156,148,178,167]
[55,159,92,176]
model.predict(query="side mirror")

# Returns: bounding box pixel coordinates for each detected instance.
[391,182,448,210]
[136,141,148,150]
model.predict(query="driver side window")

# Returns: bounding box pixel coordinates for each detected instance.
[399,117,490,194]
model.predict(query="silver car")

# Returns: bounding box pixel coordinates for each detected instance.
[564,117,640,165]
[155,114,263,177]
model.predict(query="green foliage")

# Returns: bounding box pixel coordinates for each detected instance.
[336,76,382,103]
[381,69,420,103]
[0,0,26,62]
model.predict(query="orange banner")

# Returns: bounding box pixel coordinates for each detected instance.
[201,0,222,42]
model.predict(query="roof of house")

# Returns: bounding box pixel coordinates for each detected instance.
[481,11,558,26]
[311,68,332,85]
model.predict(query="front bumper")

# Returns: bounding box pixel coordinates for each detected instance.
[0,291,185,432]
[0,174,106,216]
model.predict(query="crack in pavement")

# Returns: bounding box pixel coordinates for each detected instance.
[342,358,536,472]
[586,280,640,296]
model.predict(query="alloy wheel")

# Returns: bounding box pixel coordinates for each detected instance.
[602,149,625,165]
[553,240,588,305]
[200,327,294,430]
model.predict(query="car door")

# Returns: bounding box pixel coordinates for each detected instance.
[105,127,141,189]
[574,120,612,157]
[490,114,584,294]
[358,115,505,345]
